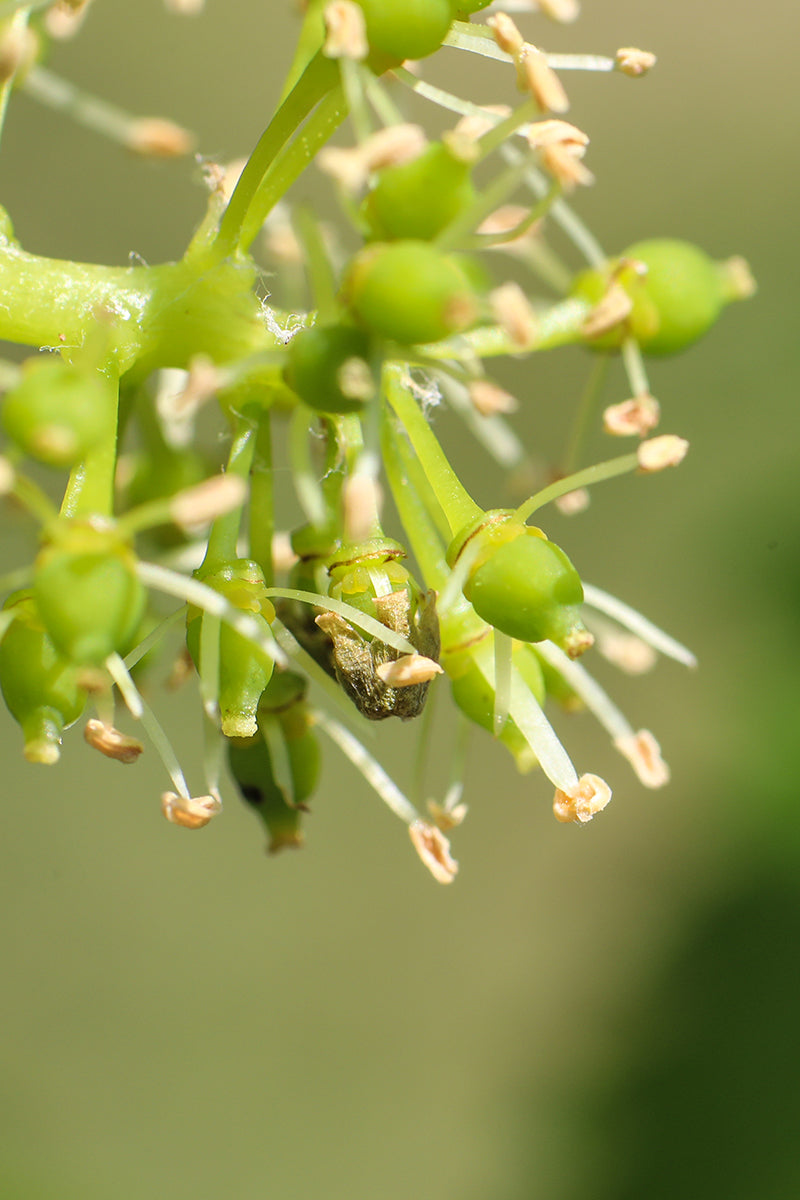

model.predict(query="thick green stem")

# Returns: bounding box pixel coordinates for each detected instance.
[383,366,481,537]
[60,370,120,519]
[0,243,270,371]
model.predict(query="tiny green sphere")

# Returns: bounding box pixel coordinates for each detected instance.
[285,324,374,414]
[363,142,476,242]
[621,238,725,355]
[34,542,146,665]
[354,0,456,61]
[2,359,111,468]
[464,526,586,648]
[345,240,478,345]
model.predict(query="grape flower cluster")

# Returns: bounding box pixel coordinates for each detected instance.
[0,1,753,881]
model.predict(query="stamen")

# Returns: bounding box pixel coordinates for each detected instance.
[553,773,611,823]
[84,719,144,764]
[161,791,222,830]
[582,582,697,668]
[614,729,670,788]
[314,709,419,825]
[323,1,368,60]
[615,48,657,77]
[408,820,458,884]
[375,655,443,687]
[637,435,689,472]
[603,394,660,437]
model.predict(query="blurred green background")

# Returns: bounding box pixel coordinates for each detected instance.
[0,3,797,1198]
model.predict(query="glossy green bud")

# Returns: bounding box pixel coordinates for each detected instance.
[0,591,86,763]
[344,240,479,345]
[362,141,476,242]
[186,559,276,739]
[448,511,591,655]
[354,0,456,62]
[2,358,113,468]
[33,523,146,665]
[285,323,375,414]
[571,238,745,356]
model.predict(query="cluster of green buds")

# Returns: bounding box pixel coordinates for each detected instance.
[0,1,753,882]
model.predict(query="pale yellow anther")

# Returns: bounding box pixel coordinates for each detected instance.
[427,800,468,832]
[554,487,590,515]
[263,209,305,264]
[271,531,299,574]
[161,791,222,830]
[0,23,37,83]
[44,0,93,39]
[318,124,426,192]
[323,1,368,60]
[478,204,534,243]
[342,474,383,545]
[408,820,458,884]
[488,13,525,58]
[581,283,633,338]
[469,379,519,417]
[168,355,220,419]
[210,158,247,204]
[637,435,689,473]
[540,142,593,189]
[170,473,247,530]
[164,0,205,13]
[595,630,657,675]
[376,654,443,688]
[615,729,670,788]
[526,119,588,150]
[615,47,657,77]
[721,255,757,301]
[0,456,14,496]
[519,47,569,113]
[603,393,661,437]
[84,719,144,764]
[337,356,375,403]
[537,0,580,21]
[553,773,612,824]
[126,118,195,158]
[453,105,511,143]
[489,282,539,348]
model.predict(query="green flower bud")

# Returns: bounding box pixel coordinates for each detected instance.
[0,590,86,763]
[353,0,456,62]
[2,358,113,468]
[362,141,476,242]
[285,323,375,414]
[448,511,591,656]
[571,238,743,356]
[344,240,479,345]
[319,538,441,720]
[186,559,276,739]
[33,523,146,665]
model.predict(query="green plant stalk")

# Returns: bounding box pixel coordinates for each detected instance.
[0,244,271,372]
[209,51,342,261]
[202,415,257,572]
[383,366,481,538]
[380,416,448,592]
